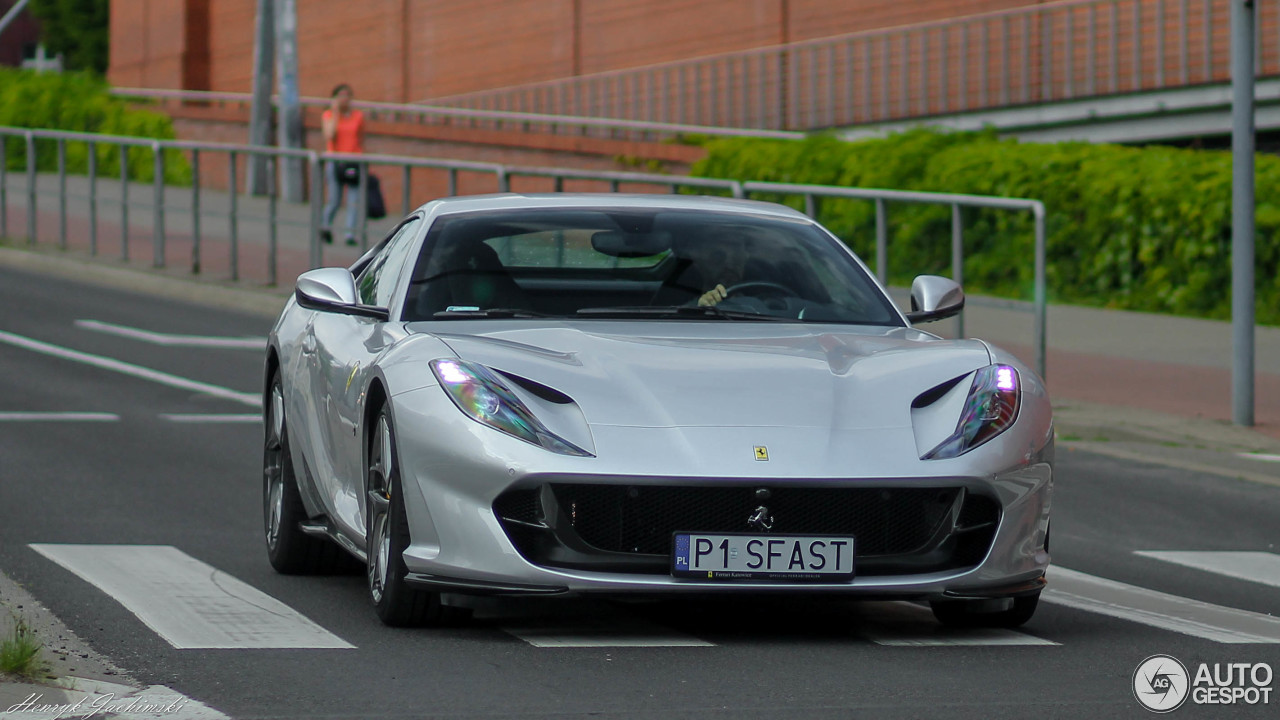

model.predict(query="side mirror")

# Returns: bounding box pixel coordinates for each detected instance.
[905,275,964,323]
[295,268,390,321]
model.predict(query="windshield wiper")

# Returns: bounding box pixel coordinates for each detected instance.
[432,308,555,319]
[575,305,788,321]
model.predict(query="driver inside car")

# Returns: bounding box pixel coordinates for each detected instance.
[651,229,756,308]
[652,227,831,311]
[688,231,750,307]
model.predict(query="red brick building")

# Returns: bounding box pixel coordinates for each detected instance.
[108,0,1038,102]
[107,0,1270,184]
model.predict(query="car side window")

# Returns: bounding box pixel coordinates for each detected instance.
[356,218,421,308]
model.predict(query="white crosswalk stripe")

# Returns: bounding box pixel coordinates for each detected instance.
[1136,550,1280,590]
[1044,566,1280,643]
[496,605,714,647]
[29,543,1280,649]
[30,544,354,650]
[501,617,715,648]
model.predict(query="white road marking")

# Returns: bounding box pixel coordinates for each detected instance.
[160,413,261,424]
[856,601,1058,646]
[501,615,714,648]
[0,412,119,422]
[1045,566,1280,643]
[1238,452,1280,463]
[0,329,260,408]
[30,544,353,650]
[1136,551,1280,590]
[75,319,265,349]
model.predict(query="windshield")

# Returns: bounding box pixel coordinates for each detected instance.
[402,207,902,326]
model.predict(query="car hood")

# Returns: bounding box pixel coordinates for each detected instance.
[411,321,992,430]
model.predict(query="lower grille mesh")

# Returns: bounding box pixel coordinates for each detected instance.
[551,484,960,556]
[492,482,1002,576]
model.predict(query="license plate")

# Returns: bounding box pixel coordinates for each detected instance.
[671,533,855,580]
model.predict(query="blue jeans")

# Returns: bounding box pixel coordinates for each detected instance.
[322,162,358,237]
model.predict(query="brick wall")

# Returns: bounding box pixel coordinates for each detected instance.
[163,104,704,210]
[786,0,1035,41]
[409,0,577,99]
[108,0,209,89]
[111,0,1042,101]
[206,0,254,92]
[577,0,784,75]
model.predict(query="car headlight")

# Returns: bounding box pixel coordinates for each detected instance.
[430,359,592,457]
[922,364,1020,460]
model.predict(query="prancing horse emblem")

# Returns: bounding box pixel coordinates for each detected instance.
[747,505,774,532]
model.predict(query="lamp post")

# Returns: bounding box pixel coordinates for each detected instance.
[248,0,274,196]
[274,0,304,203]
[1231,0,1255,426]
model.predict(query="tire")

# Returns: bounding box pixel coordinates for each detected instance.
[365,405,466,627]
[264,372,350,574]
[930,592,1040,629]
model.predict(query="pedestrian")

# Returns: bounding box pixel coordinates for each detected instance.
[321,83,365,246]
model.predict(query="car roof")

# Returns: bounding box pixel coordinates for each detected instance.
[420,193,814,221]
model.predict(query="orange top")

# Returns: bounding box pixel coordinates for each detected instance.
[323,109,364,153]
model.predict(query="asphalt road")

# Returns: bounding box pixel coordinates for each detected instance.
[1,265,1278,719]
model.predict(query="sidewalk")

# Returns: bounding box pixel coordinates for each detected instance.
[932,290,1280,415]
[2,172,1278,475]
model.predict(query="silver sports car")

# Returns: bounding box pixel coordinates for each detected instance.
[263,193,1053,628]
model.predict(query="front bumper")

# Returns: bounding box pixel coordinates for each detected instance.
[389,387,1053,600]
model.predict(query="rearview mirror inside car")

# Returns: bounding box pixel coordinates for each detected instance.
[590,230,672,258]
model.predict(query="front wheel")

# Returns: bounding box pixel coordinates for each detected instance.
[264,372,349,574]
[365,406,460,627]
[930,592,1040,629]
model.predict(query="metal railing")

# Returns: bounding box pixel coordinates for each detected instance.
[109,87,804,143]
[0,126,1047,378]
[1,127,318,284]
[0,127,741,283]
[427,0,1277,131]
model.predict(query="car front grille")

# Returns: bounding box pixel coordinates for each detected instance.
[492,481,1001,577]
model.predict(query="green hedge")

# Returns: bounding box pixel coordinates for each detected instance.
[0,68,190,185]
[691,130,1280,325]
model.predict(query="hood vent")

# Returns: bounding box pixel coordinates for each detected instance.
[495,369,574,405]
[911,373,968,409]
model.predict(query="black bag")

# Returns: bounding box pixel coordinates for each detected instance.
[365,173,386,219]
[335,161,360,186]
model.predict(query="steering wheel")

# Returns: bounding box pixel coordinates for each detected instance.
[725,280,800,298]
